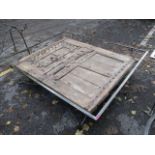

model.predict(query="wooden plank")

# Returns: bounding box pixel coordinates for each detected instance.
[17,62,44,80]
[64,38,132,62]
[36,47,71,68]
[70,67,109,87]
[61,73,100,98]
[37,54,59,68]
[46,48,95,80]
[88,59,135,111]
[52,48,70,56]
[81,54,123,77]
[40,47,80,74]
[46,80,92,110]
[18,39,64,64]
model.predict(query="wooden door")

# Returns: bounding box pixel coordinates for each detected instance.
[16,38,135,112]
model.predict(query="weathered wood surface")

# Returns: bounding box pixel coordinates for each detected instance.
[16,38,135,112]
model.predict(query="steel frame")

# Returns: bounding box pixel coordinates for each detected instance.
[16,50,148,121]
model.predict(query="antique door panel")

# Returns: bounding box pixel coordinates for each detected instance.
[16,38,135,112]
